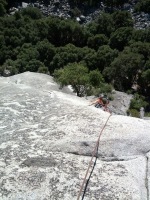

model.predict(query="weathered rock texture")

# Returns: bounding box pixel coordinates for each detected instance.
[0,72,150,200]
[108,90,132,115]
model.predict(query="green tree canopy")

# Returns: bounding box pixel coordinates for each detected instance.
[135,0,150,13]
[36,39,55,68]
[112,11,133,30]
[97,45,118,72]
[0,0,7,17]
[26,59,45,72]
[16,43,39,72]
[21,7,43,19]
[103,52,144,91]
[89,69,104,87]
[132,29,150,43]
[140,69,150,96]
[95,13,115,37]
[87,34,108,50]
[54,63,90,97]
[54,63,104,97]
[109,27,133,51]
[130,93,148,110]
[129,42,150,61]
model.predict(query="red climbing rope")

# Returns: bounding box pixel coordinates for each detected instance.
[77,113,112,200]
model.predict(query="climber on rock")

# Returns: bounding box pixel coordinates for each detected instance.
[89,94,110,112]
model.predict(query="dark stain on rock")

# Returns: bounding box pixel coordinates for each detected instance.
[81,141,89,146]
[21,157,57,167]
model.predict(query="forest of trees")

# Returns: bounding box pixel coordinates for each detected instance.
[0,0,150,116]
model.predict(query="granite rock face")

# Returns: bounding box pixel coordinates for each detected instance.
[0,72,150,200]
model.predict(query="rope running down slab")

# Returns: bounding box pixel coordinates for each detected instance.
[77,114,112,200]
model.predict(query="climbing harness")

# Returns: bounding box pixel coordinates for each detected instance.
[77,114,112,200]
